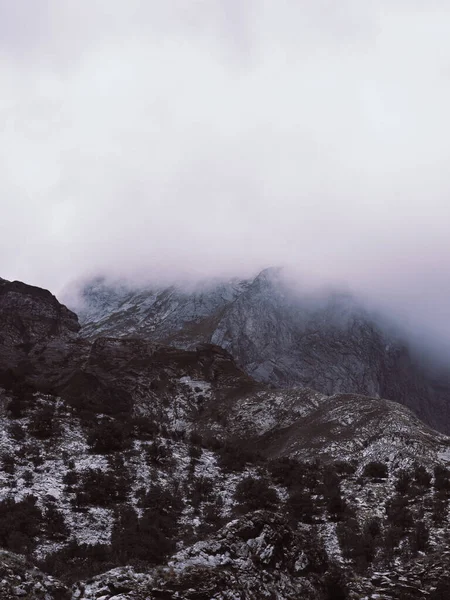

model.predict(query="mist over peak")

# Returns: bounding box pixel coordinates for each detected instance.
[1,1,450,358]
[3,4,450,592]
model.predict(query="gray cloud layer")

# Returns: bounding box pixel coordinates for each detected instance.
[1,1,450,345]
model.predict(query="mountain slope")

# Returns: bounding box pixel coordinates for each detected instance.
[1,277,450,598]
[77,268,450,434]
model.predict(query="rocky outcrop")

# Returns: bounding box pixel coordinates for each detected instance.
[1,275,450,599]
[0,550,69,599]
[0,278,80,381]
[77,268,450,433]
[0,278,80,344]
[74,511,322,599]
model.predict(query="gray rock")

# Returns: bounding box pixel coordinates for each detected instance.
[77,268,450,433]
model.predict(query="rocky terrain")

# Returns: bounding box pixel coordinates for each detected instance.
[0,275,450,598]
[76,268,450,434]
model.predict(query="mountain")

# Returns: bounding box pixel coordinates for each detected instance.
[1,275,450,598]
[0,277,79,371]
[77,267,450,434]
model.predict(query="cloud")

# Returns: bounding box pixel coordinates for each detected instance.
[1,1,450,345]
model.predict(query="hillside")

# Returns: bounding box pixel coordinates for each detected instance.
[77,268,450,434]
[1,276,450,598]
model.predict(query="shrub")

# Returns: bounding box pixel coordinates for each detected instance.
[112,507,177,565]
[110,505,139,562]
[326,492,348,522]
[29,405,61,439]
[131,416,158,440]
[432,491,448,525]
[22,470,33,487]
[337,520,359,556]
[9,422,26,442]
[190,477,214,508]
[322,466,340,490]
[363,461,388,479]
[201,499,224,530]
[337,518,381,572]
[74,469,129,507]
[45,504,69,541]
[414,464,432,488]
[113,484,184,565]
[411,520,429,553]
[140,483,184,521]
[63,371,133,416]
[202,435,222,451]
[334,460,357,476]
[382,524,403,562]
[302,530,329,574]
[269,458,316,490]
[87,419,131,454]
[385,495,413,531]
[430,578,450,600]
[2,454,15,475]
[321,466,349,521]
[434,465,450,492]
[395,470,412,494]
[145,441,173,465]
[188,443,202,461]
[63,469,79,490]
[217,443,262,472]
[189,431,203,446]
[107,454,128,474]
[365,517,382,538]
[234,476,279,513]
[25,443,44,468]
[7,395,24,419]
[39,540,113,583]
[287,490,318,523]
[322,565,349,600]
[0,495,43,554]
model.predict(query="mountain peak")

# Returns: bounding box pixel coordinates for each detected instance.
[254,265,284,280]
[75,269,450,434]
[1,275,450,598]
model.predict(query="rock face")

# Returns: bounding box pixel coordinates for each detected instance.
[0,277,80,379]
[76,511,322,599]
[77,268,450,433]
[0,550,69,599]
[0,278,80,344]
[2,275,450,599]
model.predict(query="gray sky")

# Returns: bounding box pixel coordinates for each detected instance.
[2,1,450,344]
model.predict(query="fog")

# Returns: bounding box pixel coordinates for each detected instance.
[1,1,450,351]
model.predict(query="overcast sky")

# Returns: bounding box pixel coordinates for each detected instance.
[1,1,450,343]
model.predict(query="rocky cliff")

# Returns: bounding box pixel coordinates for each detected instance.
[1,276,450,599]
[77,268,450,434]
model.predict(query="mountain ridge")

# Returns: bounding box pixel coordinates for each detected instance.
[76,268,450,434]
[1,275,450,598]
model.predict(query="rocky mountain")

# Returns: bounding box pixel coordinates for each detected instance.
[1,275,450,599]
[77,268,450,434]
[0,277,80,373]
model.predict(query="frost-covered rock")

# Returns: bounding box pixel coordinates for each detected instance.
[1,275,450,599]
[77,268,450,434]
[0,550,69,599]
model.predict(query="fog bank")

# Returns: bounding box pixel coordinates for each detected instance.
[1,1,450,352]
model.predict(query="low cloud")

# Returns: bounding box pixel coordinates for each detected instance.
[1,1,450,348]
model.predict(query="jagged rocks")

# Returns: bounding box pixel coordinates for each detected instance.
[0,278,79,346]
[76,269,450,434]
[0,550,69,599]
[0,278,80,386]
[1,274,450,599]
[73,512,323,600]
